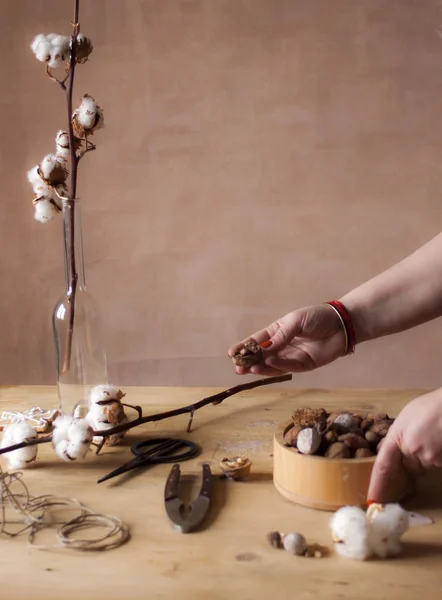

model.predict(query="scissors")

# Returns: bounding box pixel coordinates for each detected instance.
[97,437,200,484]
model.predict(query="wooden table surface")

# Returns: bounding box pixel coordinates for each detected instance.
[0,385,441,600]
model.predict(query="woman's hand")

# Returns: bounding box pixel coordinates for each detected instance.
[227,304,347,376]
[368,388,442,503]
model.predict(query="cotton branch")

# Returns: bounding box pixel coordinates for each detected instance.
[0,375,292,457]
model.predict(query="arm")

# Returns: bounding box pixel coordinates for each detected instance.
[340,233,442,344]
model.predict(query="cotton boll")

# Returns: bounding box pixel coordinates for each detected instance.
[89,384,125,405]
[34,199,60,223]
[39,154,67,185]
[330,506,372,561]
[52,416,93,462]
[30,34,52,62]
[1,421,38,470]
[73,95,104,136]
[366,503,410,559]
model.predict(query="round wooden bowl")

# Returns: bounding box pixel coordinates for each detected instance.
[273,420,413,511]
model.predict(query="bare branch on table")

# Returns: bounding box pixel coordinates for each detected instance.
[0,375,292,457]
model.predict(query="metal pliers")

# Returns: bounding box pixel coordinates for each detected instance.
[164,463,213,533]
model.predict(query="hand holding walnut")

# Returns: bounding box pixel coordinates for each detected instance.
[228,304,347,376]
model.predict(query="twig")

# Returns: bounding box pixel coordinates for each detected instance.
[0,375,292,457]
[61,0,80,373]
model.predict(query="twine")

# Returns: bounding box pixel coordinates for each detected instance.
[0,468,130,551]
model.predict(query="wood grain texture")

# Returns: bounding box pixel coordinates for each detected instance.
[0,385,441,599]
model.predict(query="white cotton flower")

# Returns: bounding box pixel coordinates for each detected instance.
[30,33,70,69]
[34,199,60,223]
[52,416,93,461]
[1,422,38,470]
[330,506,372,561]
[89,384,125,405]
[39,154,67,185]
[30,34,52,62]
[55,130,70,161]
[366,503,409,559]
[73,95,104,136]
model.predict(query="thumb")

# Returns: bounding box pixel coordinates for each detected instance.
[367,435,403,504]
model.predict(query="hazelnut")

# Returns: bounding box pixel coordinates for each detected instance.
[338,433,369,450]
[325,442,350,459]
[370,420,391,438]
[296,428,322,455]
[365,430,381,445]
[232,340,263,368]
[284,424,302,447]
[324,429,339,445]
[354,447,374,458]
[267,531,283,549]
[282,532,308,555]
[361,419,374,431]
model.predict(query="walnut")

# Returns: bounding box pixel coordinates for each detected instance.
[338,433,369,451]
[231,340,263,368]
[292,407,327,429]
[284,424,302,447]
[325,442,350,459]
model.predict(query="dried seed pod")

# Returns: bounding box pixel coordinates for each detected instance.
[292,408,327,429]
[365,430,381,445]
[296,428,321,455]
[361,419,374,431]
[284,424,302,447]
[333,413,360,434]
[338,433,369,450]
[267,531,283,549]
[282,532,308,555]
[325,442,351,459]
[232,340,263,368]
[365,412,388,422]
[324,429,339,445]
[354,448,374,459]
[370,420,391,438]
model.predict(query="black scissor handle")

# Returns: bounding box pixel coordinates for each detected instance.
[131,437,199,463]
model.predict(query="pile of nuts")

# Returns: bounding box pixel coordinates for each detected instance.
[283,407,394,459]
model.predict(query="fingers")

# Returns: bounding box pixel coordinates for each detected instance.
[227,327,273,358]
[367,435,403,504]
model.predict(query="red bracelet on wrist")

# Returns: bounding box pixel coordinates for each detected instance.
[325,300,356,355]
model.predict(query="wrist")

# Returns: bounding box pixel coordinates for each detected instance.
[338,293,372,344]
[324,300,356,355]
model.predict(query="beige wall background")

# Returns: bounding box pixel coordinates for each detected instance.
[0,0,441,390]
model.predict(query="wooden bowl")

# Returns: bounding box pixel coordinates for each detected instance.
[273,420,413,511]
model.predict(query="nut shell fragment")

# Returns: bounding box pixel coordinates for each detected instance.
[220,456,252,479]
[232,340,263,368]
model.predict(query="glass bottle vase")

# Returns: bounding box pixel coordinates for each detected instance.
[52,199,108,417]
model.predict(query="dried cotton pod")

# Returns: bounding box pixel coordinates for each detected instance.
[73,33,93,63]
[296,428,321,455]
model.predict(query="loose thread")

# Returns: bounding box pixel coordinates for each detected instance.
[0,468,130,551]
